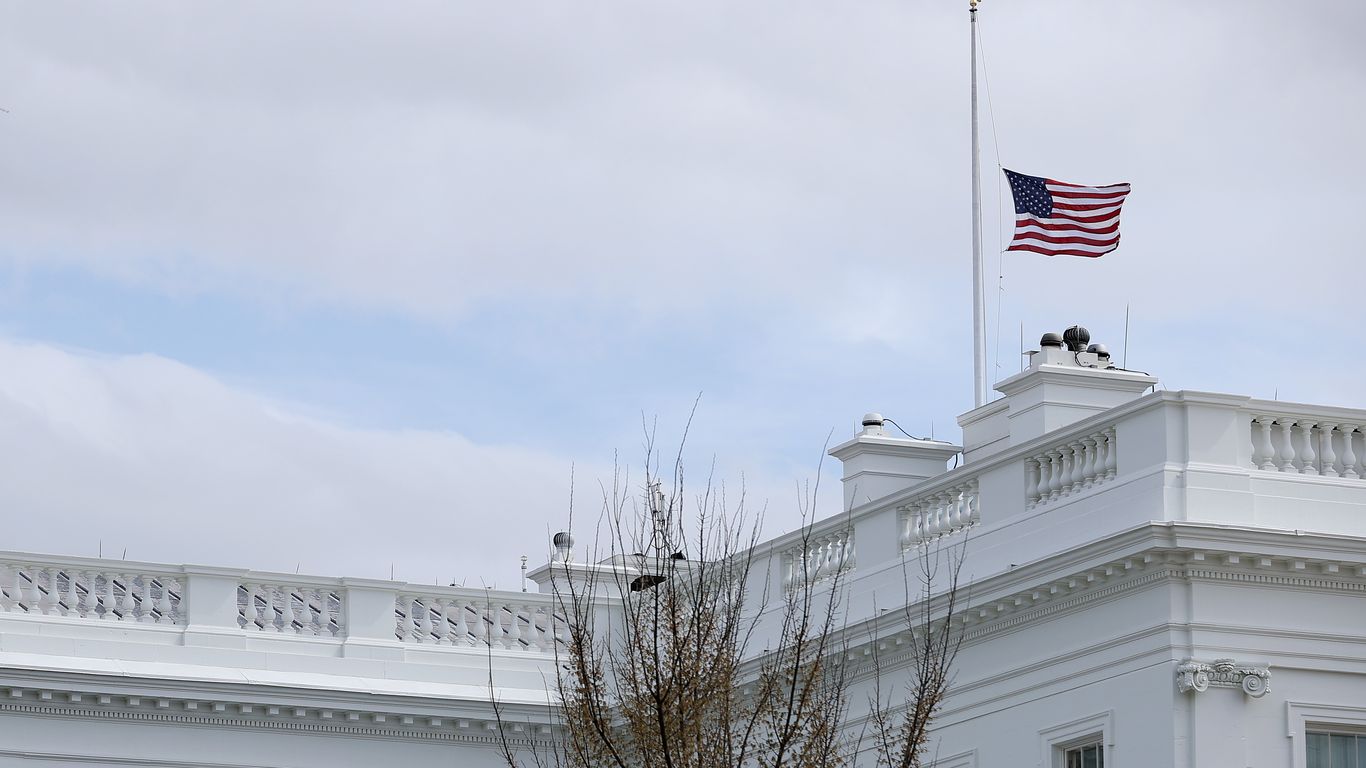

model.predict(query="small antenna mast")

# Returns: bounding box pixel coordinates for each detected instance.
[520,556,528,592]
[1122,303,1131,369]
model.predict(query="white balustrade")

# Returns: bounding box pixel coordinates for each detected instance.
[1249,415,1366,480]
[395,592,562,653]
[238,582,341,637]
[1026,426,1116,508]
[0,560,181,624]
[899,479,979,549]
[782,529,855,590]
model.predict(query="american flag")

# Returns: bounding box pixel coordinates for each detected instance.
[1003,169,1131,257]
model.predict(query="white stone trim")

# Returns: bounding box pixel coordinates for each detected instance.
[1286,701,1366,768]
[927,747,976,768]
[1039,710,1113,768]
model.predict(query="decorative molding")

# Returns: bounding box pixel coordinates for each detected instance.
[0,686,559,746]
[1176,658,1271,698]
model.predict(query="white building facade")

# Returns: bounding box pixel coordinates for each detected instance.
[1,327,1363,767]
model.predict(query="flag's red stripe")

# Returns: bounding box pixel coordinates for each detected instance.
[1051,200,1126,212]
[1012,229,1119,247]
[1017,219,1120,235]
[1043,184,1131,198]
[1007,242,1114,258]
[1020,209,1123,225]
[1045,179,1131,193]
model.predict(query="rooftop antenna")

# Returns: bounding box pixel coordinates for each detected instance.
[1019,321,1024,372]
[520,556,528,592]
[121,547,127,560]
[1122,303,1131,370]
[98,540,103,558]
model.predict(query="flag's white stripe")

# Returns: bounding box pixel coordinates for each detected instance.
[1048,194,1130,208]
[1045,182,1131,194]
[1016,213,1122,229]
[1032,204,1125,218]
[1010,235,1119,253]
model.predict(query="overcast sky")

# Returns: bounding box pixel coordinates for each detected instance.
[1,1,1362,587]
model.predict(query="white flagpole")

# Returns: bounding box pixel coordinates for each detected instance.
[970,0,986,408]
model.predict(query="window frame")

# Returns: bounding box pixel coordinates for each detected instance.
[1040,711,1114,768]
[1288,702,1366,768]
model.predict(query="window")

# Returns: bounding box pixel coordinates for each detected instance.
[1040,712,1112,768]
[1308,732,1366,768]
[1064,742,1104,768]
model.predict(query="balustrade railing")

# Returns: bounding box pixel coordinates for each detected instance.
[782,529,855,590]
[0,560,181,624]
[1025,426,1116,507]
[899,479,978,549]
[239,582,342,637]
[1249,413,1365,479]
[396,592,563,652]
[0,553,568,654]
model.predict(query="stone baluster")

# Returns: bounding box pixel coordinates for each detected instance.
[136,576,153,623]
[3,566,20,612]
[1037,454,1053,503]
[36,568,58,616]
[156,579,173,624]
[453,599,471,645]
[313,589,329,636]
[506,604,524,649]
[1046,450,1064,500]
[1277,420,1298,472]
[965,480,979,524]
[285,587,301,633]
[1056,446,1074,496]
[1341,425,1360,479]
[1253,416,1277,470]
[116,574,136,620]
[1102,428,1118,480]
[1081,436,1100,488]
[472,602,489,646]
[1,566,18,612]
[1025,459,1041,506]
[240,583,258,629]
[418,598,434,642]
[517,604,536,650]
[1067,441,1085,492]
[434,598,454,644]
[101,572,118,620]
[18,567,34,612]
[62,570,80,617]
[1298,421,1318,475]
[83,570,102,618]
[1320,423,1340,477]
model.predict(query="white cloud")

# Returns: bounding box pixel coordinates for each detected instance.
[4,0,1356,333]
[0,338,584,586]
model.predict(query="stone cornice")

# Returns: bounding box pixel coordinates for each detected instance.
[0,681,560,745]
[825,525,1366,676]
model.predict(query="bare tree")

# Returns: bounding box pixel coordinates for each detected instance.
[493,419,967,768]
[867,537,968,768]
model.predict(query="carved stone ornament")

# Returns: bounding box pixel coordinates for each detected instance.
[1176,658,1271,698]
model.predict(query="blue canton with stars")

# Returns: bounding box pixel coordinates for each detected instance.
[1004,169,1052,217]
